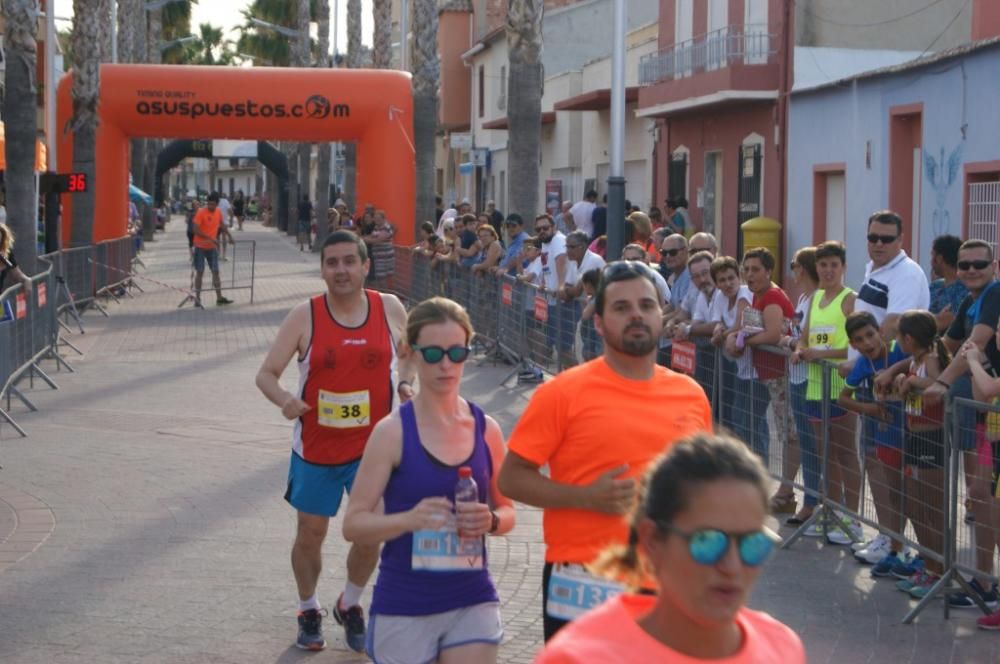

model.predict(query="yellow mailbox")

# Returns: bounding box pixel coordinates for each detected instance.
[740,216,782,264]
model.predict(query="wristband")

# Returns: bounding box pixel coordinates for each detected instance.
[934,379,950,389]
[488,510,500,534]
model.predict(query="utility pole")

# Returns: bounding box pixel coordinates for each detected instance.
[606,0,627,261]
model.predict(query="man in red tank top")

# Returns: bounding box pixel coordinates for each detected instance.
[256,231,414,652]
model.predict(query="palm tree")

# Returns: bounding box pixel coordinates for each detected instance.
[2,0,39,270]
[160,0,195,65]
[68,0,106,248]
[506,0,544,225]
[313,0,332,252]
[372,0,391,69]
[342,0,362,209]
[412,0,440,234]
[183,22,237,65]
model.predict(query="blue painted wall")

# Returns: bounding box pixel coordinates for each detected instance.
[787,43,1000,290]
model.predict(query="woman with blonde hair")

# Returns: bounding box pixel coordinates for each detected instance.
[535,432,804,663]
[0,223,32,295]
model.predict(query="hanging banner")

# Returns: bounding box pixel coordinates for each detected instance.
[533,295,548,323]
[502,282,513,307]
[671,340,697,375]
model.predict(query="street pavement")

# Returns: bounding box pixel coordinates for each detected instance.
[0,218,998,663]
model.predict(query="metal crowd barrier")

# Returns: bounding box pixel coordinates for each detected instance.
[377,246,997,626]
[2,235,138,440]
[0,259,58,438]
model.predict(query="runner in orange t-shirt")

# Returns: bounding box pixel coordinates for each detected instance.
[498,260,712,641]
[191,192,234,307]
[534,434,805,664]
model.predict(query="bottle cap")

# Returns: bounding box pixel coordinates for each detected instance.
[458,466,472,478]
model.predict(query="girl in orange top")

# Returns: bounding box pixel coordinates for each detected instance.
[535,432,804,664]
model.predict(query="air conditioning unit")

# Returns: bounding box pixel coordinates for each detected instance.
[496,94,506,111]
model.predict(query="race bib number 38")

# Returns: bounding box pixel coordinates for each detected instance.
[317,389,370,429]
[546,564,623,621]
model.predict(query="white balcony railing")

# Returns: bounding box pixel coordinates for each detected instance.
[638,24,777,86]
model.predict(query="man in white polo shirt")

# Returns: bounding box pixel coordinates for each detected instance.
[855,209,930,340]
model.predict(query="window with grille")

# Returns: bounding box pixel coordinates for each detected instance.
[969,179,1000,256]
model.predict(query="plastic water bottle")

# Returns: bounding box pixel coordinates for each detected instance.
[454,466,480,551]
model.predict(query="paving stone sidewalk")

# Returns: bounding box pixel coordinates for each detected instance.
[0,219,996,663]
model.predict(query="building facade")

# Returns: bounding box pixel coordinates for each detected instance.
[638,0,997,262]
[787,39,1000,290]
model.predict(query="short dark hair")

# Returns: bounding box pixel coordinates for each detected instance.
[594,260,660,316]
[435,195,442,205]
[868,210,903,234]
[585,189,598,200]
[207,192,220,203]
[845,310,879,339]
[461,213,477,226]
[675,197,688,208]
[687,250,714,270]
[322,230,368,262]
[815,240,846,264]
[710,255,740,282]
[932,234,962,268]
[420,221,435,235]
[960,239,994,261]
[534,213,554,226]
[505,213,524,226]
[742,246,775,272]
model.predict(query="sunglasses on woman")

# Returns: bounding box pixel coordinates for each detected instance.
[410,344,472,364]
[663,524,777,567]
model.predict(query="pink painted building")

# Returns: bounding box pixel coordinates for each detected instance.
[638,0,995,263]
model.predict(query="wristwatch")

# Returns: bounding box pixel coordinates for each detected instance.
[488,511,500,534]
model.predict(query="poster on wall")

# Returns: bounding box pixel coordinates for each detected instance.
[545,180,562,217]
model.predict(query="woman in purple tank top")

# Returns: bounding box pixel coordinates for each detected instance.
[343,297,516,664]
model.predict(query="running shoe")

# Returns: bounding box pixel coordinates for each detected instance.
[977,609,1000,630]
[217,297,233,306]
[871,551,902,578]
[890,554,924,580]
[947,579,1000,610]
[826,518,864,546]
[907,572,942,599]
[517,370,544,385]
[332,593,366,653]
[854,535,891,564]
[295,608,327,651]
[896,568,931,593]
[852,535,881,553]
[803,512,832,538]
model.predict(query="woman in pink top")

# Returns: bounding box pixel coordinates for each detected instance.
[534,432,805,664]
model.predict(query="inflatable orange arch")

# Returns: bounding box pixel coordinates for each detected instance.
[57,64,415,246]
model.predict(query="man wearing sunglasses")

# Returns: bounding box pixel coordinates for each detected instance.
[256,231,415,653]
[854,210,929,344]
[499,260,712,642]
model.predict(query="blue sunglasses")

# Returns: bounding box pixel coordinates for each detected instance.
[663,524,777,567]
[410,344,472,364]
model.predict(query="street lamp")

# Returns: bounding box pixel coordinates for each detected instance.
[249,17,305,40]
[160,35,197,52]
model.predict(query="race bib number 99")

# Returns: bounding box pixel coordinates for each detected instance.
[317,389,371,429]
[546,564,623,621]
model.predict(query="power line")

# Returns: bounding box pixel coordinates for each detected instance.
[917,0,970,58]
[794,0,954,28]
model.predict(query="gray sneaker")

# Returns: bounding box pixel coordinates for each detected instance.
[332,594,366,653]
[296,608,327,651]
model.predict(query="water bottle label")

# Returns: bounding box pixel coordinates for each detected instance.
[545,563,623,621]
[412,523,484,572]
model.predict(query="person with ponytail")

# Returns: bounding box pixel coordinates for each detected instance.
[534,433,804,663]
[880,310,950,599]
